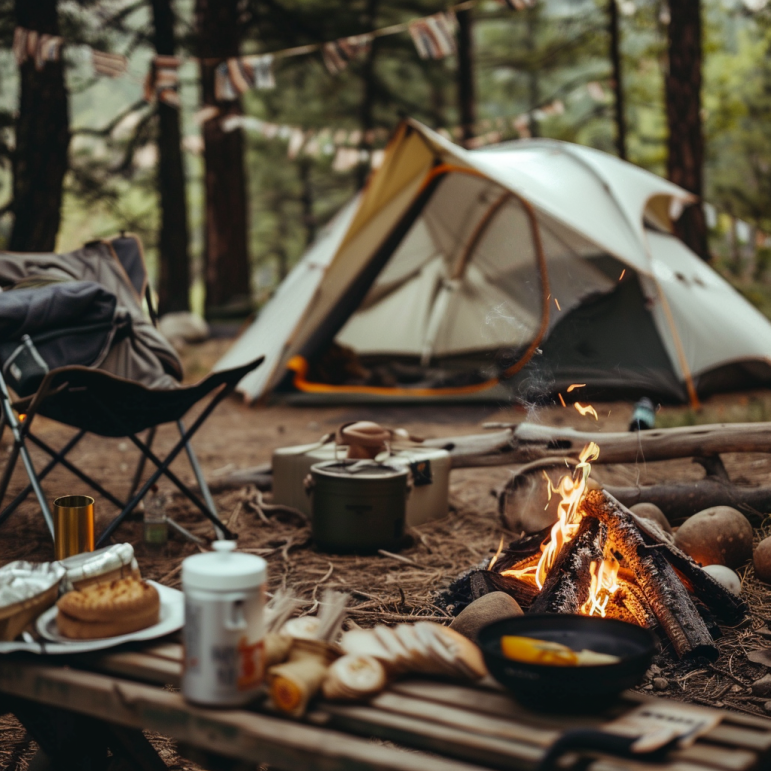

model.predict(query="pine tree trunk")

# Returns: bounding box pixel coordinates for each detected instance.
[10,0,69,252]
[665,0,709,260]
[608,0,626,160]
[457,8,475,147]
[195,0,251,319]
[525,8,539,138]
[357,0,379,189]
[150,0,191,314]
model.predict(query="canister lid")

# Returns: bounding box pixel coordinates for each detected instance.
[311,460,408,480]
[182,541,267,591]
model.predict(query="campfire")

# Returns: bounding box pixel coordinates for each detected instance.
[453,440,747,661]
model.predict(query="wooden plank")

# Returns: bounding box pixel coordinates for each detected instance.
[362,690,754,771]
[0,659,487,771]
[140,642,183,662]
[83,650,182,686]
[315,704,542,771]
[369,690,558,748]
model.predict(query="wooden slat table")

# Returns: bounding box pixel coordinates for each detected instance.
[1,640,771,771]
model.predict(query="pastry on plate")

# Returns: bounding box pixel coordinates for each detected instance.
[0,561,66,641]
[56,576,160,639]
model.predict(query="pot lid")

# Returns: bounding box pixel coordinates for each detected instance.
[182,541,267,591]
[311,460,409,479]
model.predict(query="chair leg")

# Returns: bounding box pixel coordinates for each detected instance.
[0,443,20,510]
[178,419,224,540]
[0,430,87,527]
[128,427,156,501]
[0,374,54,537]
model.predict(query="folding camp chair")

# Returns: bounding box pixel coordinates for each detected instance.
[0,235,262,545]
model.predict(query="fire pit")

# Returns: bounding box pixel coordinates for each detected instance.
[448,442,746,662]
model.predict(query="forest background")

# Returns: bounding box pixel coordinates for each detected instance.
[0,0,770,320]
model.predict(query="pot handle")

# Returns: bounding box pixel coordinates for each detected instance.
[303,474,315,497]
[536,728,678,771]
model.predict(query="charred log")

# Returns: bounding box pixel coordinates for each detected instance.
[529,517,607,615]
[582,489,717,660]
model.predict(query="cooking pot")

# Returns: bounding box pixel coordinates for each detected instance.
[307,460,409,553]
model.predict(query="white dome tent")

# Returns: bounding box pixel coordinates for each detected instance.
[216,120,771,406]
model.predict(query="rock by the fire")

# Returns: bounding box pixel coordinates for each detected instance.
[652,677,669,691]
[673,506,753,568]
[630,503,672,534]
[702,564,742,595]
[450,592,523,641]
[499,468,561,534]
[752,674,771,697]
[754,537,771,584]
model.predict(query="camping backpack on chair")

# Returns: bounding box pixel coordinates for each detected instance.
[0,279,127,397]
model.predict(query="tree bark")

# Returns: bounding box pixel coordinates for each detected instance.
[10,0,70,252]
[195,0,251,319]
[608,0,626,160]
[357,0,379,189]
[665,0,709,260]
[525,8,539,138]
[150,0,191,314]
[456,8,475,147]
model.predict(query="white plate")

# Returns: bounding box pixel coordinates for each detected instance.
[0,581,183,655]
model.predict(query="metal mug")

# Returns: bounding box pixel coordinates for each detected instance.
[53,495,95,560]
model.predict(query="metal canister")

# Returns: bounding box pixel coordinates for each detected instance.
[181,541,267,706]
[307,461,409,553]
[53,495,95,560]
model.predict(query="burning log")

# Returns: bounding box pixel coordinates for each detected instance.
[582,489,718,661]
[626,509,747,625]
[529,517,607,615]
[469,570,540,608]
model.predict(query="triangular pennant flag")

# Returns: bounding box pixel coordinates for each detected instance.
[496,0,536,8]
[35,34,63,70]
[236,55,276,92]
[214,61,238,101]
[586,81,606,102]
[333,147,360,172]
[92,50,128,77]
[144,55,182,107]
[287,128,306,159]
[13,27,29,65]
[409,12,457,59]
[322,34,372,75]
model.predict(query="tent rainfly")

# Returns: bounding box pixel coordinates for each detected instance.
[216,120,771,406]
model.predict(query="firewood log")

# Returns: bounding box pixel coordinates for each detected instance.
[582,489,718,660]
[469,569,540,609]
[528,517,607,615]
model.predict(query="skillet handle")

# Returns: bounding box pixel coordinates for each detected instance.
[536,728,672,771]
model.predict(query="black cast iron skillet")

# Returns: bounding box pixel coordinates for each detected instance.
[478,615,660,770]
[478,614,657,710]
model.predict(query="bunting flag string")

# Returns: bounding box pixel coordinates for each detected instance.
[10,0,529,106]
[409,12,458,59]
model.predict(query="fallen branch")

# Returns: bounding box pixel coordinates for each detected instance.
[423,421,771,468]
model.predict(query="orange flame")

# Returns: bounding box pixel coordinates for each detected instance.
[574,402,599,420]
[566,384,585,393]
[504,442,600,589]
[500,440,622,617]
[580,554,620,617]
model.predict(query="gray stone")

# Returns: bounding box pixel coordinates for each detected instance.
[652,677,669,691]
[630,503,673,534]
[159,312,210,346]
[752,674,771,697]
[450,592,523,641]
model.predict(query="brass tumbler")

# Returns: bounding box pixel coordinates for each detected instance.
[53,495,95,560]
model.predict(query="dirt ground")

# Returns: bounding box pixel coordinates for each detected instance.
[3,338,771,768]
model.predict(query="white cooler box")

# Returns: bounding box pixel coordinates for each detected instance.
[272,443,451,527]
